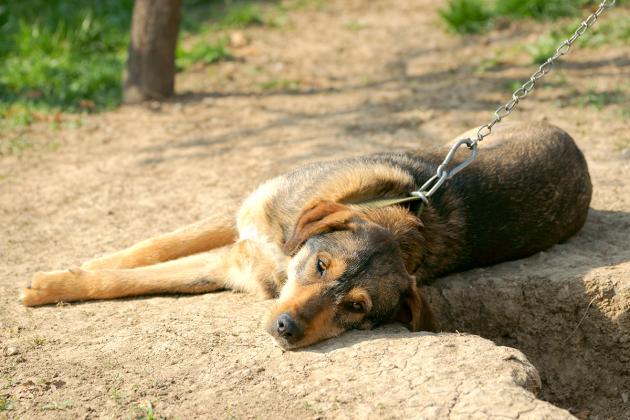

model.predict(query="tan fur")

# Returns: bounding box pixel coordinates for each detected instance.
[300,305,343,348]
[21,238,282,306]
[82,215,237,270]
[344,287,373,313]
[267,283,343,348]
[283,200,357,255]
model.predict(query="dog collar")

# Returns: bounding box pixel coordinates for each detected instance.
[348,195,426,217]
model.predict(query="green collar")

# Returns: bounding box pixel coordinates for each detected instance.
[347,195,426,216]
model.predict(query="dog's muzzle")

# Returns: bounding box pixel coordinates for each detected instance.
[270,312,304,347]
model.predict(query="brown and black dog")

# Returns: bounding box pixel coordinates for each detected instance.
[20,122,592,349]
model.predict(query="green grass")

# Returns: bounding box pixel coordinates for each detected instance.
[573,89,625,110]
[439,0,493,34]
[258,79,301,91]
[344,20,369,31]
[177,38,232,71]
[0,0,133,116]
[494,0,587,20]
[526,14,630,63]
[439,0,616,34]
[0,0,280,133]
[0,395,14,411]
[41,400,74,410]
[221,4,265,27]
[474,54,507,73]
[32,337,48,347]
[110,386,126,405]
[142,403,158,420]
[0,135,33,156]
[130,401,159,420]
[526,34,561,64]
[573,15,630,47]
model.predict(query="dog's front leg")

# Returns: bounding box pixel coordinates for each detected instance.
[21,240,286,307]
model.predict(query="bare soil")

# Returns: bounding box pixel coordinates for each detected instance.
[1,1,629,418]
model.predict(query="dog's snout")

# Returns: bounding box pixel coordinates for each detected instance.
[276,312,303,342]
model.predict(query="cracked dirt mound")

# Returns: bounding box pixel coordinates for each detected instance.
[1,0,629,418]
[428,246,630,418]
[2,297,574,419]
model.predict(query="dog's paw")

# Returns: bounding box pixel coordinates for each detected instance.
[20,287,51,307]
[20,269,84,307]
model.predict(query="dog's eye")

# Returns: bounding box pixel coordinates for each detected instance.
[316,257,327,277]
[346,301,365,313]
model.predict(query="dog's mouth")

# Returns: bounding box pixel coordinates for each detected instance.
[268,333,297,350]
[265,313,347,350]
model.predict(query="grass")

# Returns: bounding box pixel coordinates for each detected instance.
[0,1,134,111]
[42,400,74,410]
[258,79,301,91]
[2,376,16,388]
[110,386,126,405]
[439,0,493,34]
[0,0,280,135]
[439,0,619,34]
[573,89,625,110]
[0,395,14,411]
[526,14,630,63]
[526,34,561,64]
[177,38,232,71]
[142,402,158,420]
[221,3,265,27]
[32,337,47,347]
[0,133,32,157]
[493,0,587,20]
[474,53,508,73]
[344,20,369,31]
[130,401,160,420]
[579,17,630,47]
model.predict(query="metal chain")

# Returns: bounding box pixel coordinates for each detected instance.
[410,0,616,209]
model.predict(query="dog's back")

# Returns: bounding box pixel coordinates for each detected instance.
[238,121,591,281]
[461,123,591,266]
[406,122,592,271]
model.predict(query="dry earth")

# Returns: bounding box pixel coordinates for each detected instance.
[1,0,629,418]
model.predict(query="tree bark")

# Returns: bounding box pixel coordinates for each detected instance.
[123,0,182,103]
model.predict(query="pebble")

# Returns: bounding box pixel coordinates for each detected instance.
[230,31,248,49]
[5,346,20,356]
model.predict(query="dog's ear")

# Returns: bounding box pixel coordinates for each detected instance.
[395,278,435,332]
[283,200,357,256]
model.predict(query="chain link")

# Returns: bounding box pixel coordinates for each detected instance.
[410,0,616,210]
[473,0,616,145]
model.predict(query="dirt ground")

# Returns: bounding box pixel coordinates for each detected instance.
[1,0,629,418]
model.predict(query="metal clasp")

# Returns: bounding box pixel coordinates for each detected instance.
[438,137,478,179]
[410,138,477,216]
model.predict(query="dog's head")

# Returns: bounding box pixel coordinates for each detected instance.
[265,200,433,349]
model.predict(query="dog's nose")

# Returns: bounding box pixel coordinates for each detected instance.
[276,312,303,342]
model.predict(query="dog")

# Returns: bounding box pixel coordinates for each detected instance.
[20,122,592,349]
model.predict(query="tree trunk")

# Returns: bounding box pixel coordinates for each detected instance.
[123,0,182,103]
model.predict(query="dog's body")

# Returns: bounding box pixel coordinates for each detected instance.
[21,122,592,348]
